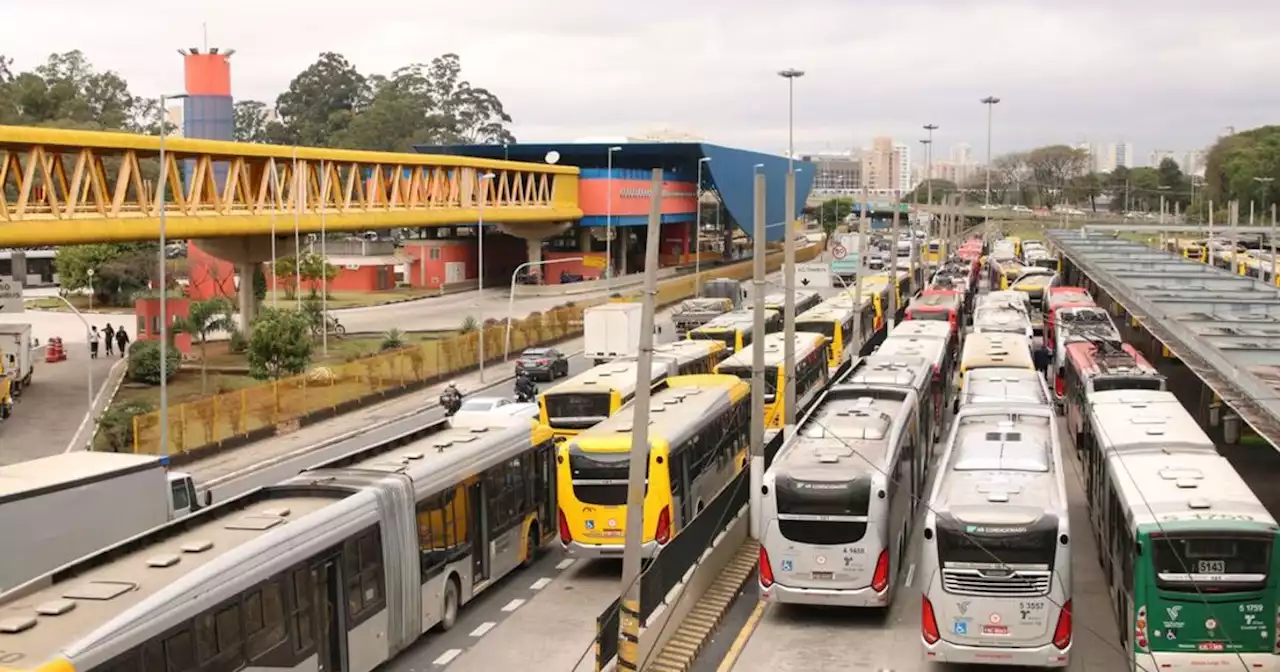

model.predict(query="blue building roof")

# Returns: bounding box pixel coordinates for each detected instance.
[413,142,812,243]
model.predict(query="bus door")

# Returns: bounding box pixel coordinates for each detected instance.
[313,556,350,672]
[470,481,489,585]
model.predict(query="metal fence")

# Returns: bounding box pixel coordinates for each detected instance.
[127,246,819,456]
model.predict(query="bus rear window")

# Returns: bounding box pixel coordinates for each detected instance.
[909,309,952,322]
[544,393,612,429]
[1092,377,1163,393]
[568,452,647,506]
[937,524,1057,568]
[692,330,737,351]
[1152,534,1271,591]
[796,320,836,343]
[774,476,871,545]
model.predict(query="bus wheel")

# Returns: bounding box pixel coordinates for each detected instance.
[437,576,460,632]
[521,522,540,568]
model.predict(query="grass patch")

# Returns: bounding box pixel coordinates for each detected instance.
[25,296,134,314]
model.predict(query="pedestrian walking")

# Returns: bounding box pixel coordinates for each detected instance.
[115,327,130,357]
[103,323,116,356]
[89,327,100,359]
[1032,342,1051,382]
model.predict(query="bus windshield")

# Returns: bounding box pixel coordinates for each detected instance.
[909,309,952,322]
[1151,534,1271,591]
[692,330,737,350]
[797,320,837,342]
[544,393,613,429]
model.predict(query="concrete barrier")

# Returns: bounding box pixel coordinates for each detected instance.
[513,267,681,298]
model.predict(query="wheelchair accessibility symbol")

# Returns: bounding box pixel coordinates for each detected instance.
[781,559,793,572]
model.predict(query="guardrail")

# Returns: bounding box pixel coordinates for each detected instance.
[594,433,783,671]
[128,246,820,457]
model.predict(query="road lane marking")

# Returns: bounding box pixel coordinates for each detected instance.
[433,649,463,666]
[469,622,497,637]
[530,577,553,591]
[717,600,767,672]
[555,558,576,570]
[501,598,526,612]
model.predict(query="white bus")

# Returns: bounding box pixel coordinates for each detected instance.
[841,354,938,456]
[758,382,925,608]
[877,322,955,439]
[956,367,1051,412]
[920,405,1074,668]
[0,415,557,672]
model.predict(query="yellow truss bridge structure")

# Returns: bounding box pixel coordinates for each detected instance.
[0,126,582,246]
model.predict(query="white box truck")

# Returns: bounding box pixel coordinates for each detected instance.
[0,323,33,395]
[584,302,645,365]
[0,452,201,591]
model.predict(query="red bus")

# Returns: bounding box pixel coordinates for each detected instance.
[906,289,962,337]
[1062,339,1165,447]
[1045,287,1095,349]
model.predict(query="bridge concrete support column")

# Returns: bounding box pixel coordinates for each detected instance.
[192,235,297,335]
[619,229,630,277]
[10,251,26,287]
[526,239,543,267]
[578,227,592,253]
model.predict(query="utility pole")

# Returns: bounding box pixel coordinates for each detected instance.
[1207,202,1215,266]
[748,170,768,540]
[1272,203,1277,287]
[778,67,803,431]
[923,122,938,209]
[854,188,867,356]
[889,205,900,332]
[617,169,665,671]
[1231,200,1240,275]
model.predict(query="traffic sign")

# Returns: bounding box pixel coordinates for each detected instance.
[832,245,848,260]
[583,256,607,270]
[796,263,832,288]
[0,276,23,314]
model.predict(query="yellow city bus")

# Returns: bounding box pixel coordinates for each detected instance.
[957,331,1035,389]
[556,374,750,559]
[688,307,781,353]
[795,297,874,373]
[763,290,822,316]
[614,339,730,377]
[538,359,670,441]
[924,239,944,265]
[714,332,831,429]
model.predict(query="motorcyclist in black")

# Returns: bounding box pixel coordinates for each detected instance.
[440,382,462,415]
[514,371,538,403]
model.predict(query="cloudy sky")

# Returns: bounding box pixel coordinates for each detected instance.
[2,0,1274,160]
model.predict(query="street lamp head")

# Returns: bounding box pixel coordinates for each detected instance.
[981,96,1001,105]
[479,172,496,180]
[778,68,805,79]
[923,123,939,132]
[698,157,711,164]
[920,139,931,145]
[608,146,623,152]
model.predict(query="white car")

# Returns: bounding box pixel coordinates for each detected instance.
[451,396,539,423]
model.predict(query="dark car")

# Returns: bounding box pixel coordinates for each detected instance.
[516,347,569,381]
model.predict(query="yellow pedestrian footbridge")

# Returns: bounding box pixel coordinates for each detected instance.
[0,126,582,246]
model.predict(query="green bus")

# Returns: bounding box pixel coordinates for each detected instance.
[1089,390,1280,670]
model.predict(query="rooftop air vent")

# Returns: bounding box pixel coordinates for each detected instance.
[225,516,285,532]
[35,599,75,617]
[260,507,292,518]
[405,452,424,460]
[181,540,214,554]
[146,554,181,568]
[63,581,137,601]
[1187,498,1212,510]
[0,616,37,634]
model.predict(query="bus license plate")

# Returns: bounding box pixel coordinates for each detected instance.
[811,571,833,580]
[982,625,1008,635]
[1198,642,1224,652]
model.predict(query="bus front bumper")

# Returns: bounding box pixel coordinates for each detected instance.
[760,582,889,608]
[923,639,1068,667]
[563,539,660,560]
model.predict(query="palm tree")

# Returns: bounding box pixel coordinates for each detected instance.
[173,298,235,394]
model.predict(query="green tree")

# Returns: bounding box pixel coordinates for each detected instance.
[0,51,149,131]
[172,298,235,394]
[126,341,180,385]
[271,52,370,146]
[232,100,275,143]
[1204,126,1280,210]
[272,255,301,300]
[247,308,314,380]
[1026,145,1089,208]
[298,251,338,297]
[901,180,959,205]
[252,264,267,301]
[55,243,157,305]
[1065,172,1103,211]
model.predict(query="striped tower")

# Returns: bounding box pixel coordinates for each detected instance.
[181,48,238,301]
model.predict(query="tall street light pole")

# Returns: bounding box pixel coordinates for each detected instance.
[157,92,187,459]
[606,146,622,289]
[981,97,1000,231]
[477,172,495,382]
[923,123,938,210]
[778,67,804,430]
[695,157,711,296]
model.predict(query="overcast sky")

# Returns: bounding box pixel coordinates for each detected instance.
[3,0,1274,161]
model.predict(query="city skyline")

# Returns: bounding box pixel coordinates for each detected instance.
[3,0,1274,157]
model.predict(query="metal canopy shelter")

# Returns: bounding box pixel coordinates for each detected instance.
[1048,229,1280,448]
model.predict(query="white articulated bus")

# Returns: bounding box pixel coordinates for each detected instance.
[920,405,1074,668]
[759,382,925,608]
